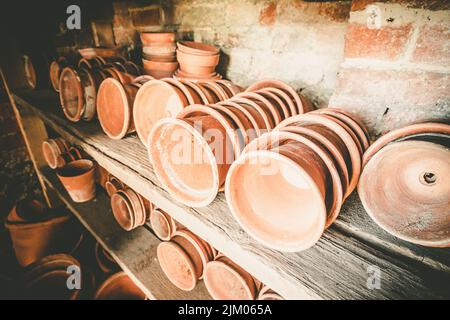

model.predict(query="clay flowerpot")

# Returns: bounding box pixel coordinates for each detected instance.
[148,106,236,207]
[174,70,222,82]
[133,79,189,146]
[358,140,450,247]
[57,160,96,203]
[177,41,220,56]
[204,255,257,300]
[110,188,147,231]
[140,32,175,45]
[105,175,125,197]
[177,49,220,67]
[97,78,139,139]
[246,79,312,114]
[59,67,85,122]
[5,201,79,267]
[95,271,146,300]
[142,59,178,79]
[95,243,119,274]
[149,208,174,241]
[22,254,86,299]
[49,57,70,92]
[42,138,70,169]
[157,240,198,291]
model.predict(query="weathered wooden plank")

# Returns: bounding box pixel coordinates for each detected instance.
[14,89,450,299]
[40,166,211,300]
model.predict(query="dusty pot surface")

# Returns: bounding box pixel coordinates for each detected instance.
[95,271,146,300]
[133,79,188,146]
[97,78,138,139]
[57,159,96,203]
[203,256,257,300]
[358,140,450,247]
[157,241,198,291]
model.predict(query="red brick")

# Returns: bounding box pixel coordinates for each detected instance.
[345,24,412,60]
[334,67,450,106]
[259,2,277,26]
[412,24,450,66]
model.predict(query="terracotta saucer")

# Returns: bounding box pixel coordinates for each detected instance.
[217,101,262,139]
[358,140,450,247]
[161,77,196,105]
[59,67,84,122]
[363,122,450,168]
[263,87,297,116]
[177,79,210,104]
[236,92,282,125]
[254,88,291,119]
[157,241,198,291]
[150,208,173,241]
[229,97,273,130]
[214,80,242,97]
[200,81,229,101]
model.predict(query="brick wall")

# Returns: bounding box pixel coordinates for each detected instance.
[329,1,450,136]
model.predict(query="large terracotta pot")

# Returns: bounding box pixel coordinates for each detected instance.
[177,50,219,67]
[203,255,257,300]
[177,41,220,56]
[94,271,146,300]
[140,32,175,45]
[57,160,96,203]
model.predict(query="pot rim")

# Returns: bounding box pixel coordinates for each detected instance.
[236,91,282,125]
[59,67,84,122]
[110,190,135,231]
[229,97,273,131]
[150,208,173,241]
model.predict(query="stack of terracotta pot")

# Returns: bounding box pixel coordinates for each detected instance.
[157,227,217,291]
[140,32,178,79]
[58,56,139,122]
[4,199,83,267]
[133,78,242,146]
[175,41,221,81]
[94,271,146,300]
[149,207,184,241]
[42,138,82,169]
[22,253,94,299]
[358,122,450,248]
[203,254,259,300]
[97,75,154,139]
[110,184,153,231]
[224,108,368,252]
[148,79,311,207]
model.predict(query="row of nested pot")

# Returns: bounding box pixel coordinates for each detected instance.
[97,75,242,141]
[57,56,140,122]
[141,32,178,79]
[148,79,312,208]
[152,210,282,300]
[358,122,450,248]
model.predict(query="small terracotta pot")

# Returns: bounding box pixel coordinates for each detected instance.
[173,70,222,82]
[97,78,139,139]
[57,160,96,203]
[95,271,146,299]
[55,146,83,168]
[177,41,220,56]
[42,138,70,169]
[49,57,70,92]
[59,67,85,122]
[105,175,125,197]
[359,140,450,247]
[142,43,176,55]
[96,165,110,189]
[157,241,198,291]
[110,188,147,231]
[140,32,175,45]
[177,50,219,67]
[95,243,119,274]
[203,256,257,300]
[133,79,189,146]
[149,208,173,241]
[143,53,176,62]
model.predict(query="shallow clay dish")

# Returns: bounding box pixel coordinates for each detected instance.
[358,140,450,247]
[362,122,450,168]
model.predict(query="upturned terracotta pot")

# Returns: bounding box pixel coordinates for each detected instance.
[177,50,219,68]
[95,271,146,300]
[133,79,189,146]
[246,79,312,114]
[97,78,139,139]
[358,140,450,247]
[22,254,87,299]
[157,240,198,291]
[140,32,175,45]
[42,138,70,169]
[203,256,257,300]
[57,160,96,203]
[177,41,220,56]
[5,201,80,267]
[95,243,119,274]
[49,57,70,92]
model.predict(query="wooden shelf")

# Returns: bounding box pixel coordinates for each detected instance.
[13,89,450,299]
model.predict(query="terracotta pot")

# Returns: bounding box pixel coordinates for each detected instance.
[49,57,70,92]
[105,175,125,197]
[110,190,134,231]
[96,165,110,189]
[97,78,139,139]
[177,49,219,68]
[177,41,220,56]
[148,113,232,207]
[142,44,176,57]
[180,64,216,77]
[42,138,70,169]
[173,70,222,82]
[123,61,141,76]
[5,203,79,266]
[149,208,173,241]
[246,79,312,114]
[178,79,210,104]
[157,241,198,291]
[57,160,96,203]
[362,122,450,168]
[133,79,188,146]
[255,88,291,119]
[217,101,264,138]
[142,59,178,72]
[95,271,146,299]
[78,47,122,59]
[358,140,450,247]
[59,67,85,122]
[236,92,283,125]
[22,254,85,299]
[277,113,361,196]
[143,53,176,63]
[95,243,119,274]
[229,97,273,130]
[214,80,243,96]
[204,256,257,300]
[55,146,83,168]
[140,32,175,45]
